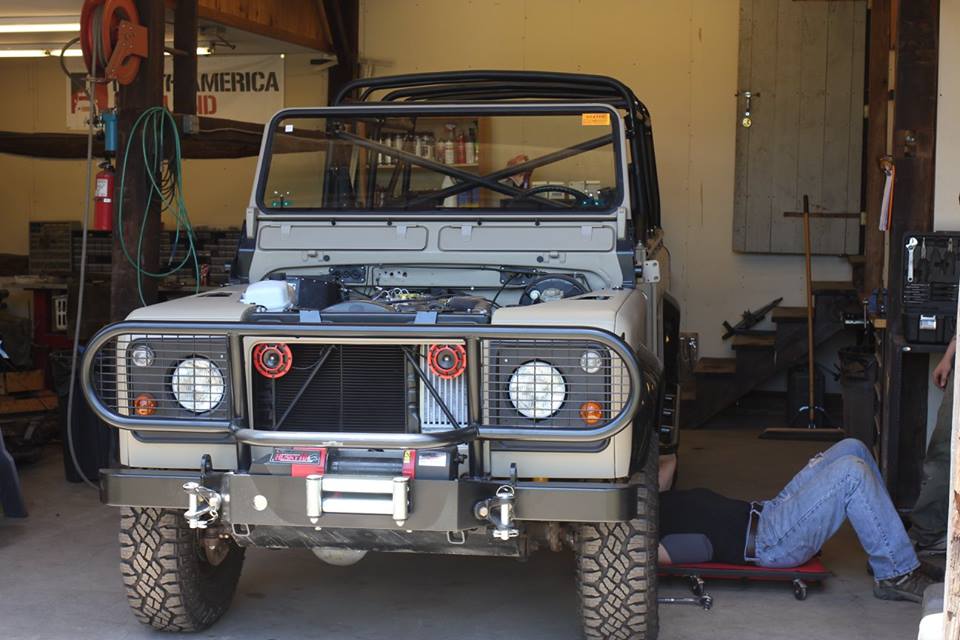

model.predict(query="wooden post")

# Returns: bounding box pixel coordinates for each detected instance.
[173,0,198,116]
[323,0,359,103]
[862,0,891,296]
[946,328,960,639]
[110,0,164,322]
[879,0,940,505]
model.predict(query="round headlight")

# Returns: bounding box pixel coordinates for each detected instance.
[171,357,225,413]
[130,344,155,368]
[508,360,566,419]
[579,350,603,374]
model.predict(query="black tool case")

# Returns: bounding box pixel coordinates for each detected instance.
[901,231,960,344]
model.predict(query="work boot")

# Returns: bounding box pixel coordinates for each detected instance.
[866,559,944,581]
[915,534,948,557]
[873,570,935,603]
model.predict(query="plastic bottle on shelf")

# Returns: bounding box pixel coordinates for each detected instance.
[444,133,455,165]
[393,133,403,159]
[466,128,476,165]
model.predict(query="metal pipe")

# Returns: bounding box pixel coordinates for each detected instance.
[466,337,484,476]
[233,425,478,450]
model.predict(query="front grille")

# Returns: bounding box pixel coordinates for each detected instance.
[252,344,408,433]
[484,340,628,428]
[90,334,231,421]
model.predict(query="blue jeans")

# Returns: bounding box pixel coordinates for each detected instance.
[753,438,919,581]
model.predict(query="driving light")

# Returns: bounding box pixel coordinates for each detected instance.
[171,357,225,413]
[579,350,603,374]
[508,361,566,419]
[130,344,155,368]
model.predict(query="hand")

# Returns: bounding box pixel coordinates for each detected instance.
[658,454,677,491]
[933,355,952,389]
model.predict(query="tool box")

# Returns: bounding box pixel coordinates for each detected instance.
[902,231,960,344]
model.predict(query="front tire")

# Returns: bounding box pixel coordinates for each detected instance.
[119,507,245,632]
[575,435,659,639]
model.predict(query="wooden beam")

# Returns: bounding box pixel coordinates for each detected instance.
[0,117,268,160]
[880,0,940,505]
[112,0,165,322]
[324,0,359,104]
[173,0,198,115]
[946,328,960,638]
[194,0,332,52]
[863,0,892,295]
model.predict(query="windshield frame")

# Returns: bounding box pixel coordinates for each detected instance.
[253,103,627,220]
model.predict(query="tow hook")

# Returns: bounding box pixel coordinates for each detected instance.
[182,455,221,529]
[182,482,222,529]
[474,464,519,541]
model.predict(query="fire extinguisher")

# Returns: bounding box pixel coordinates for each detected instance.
[94,161,114,231]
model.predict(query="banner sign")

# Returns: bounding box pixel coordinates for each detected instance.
[67,54,284,130]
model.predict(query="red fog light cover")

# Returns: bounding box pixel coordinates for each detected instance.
[253,343,293,378]
[427,344,467,379]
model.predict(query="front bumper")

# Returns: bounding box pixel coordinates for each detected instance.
[100,468,638,531]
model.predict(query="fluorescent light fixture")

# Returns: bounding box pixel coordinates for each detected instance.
[0,18,80,33]
[0,48,82,58]
[164,46,212,56]
[0,46,209,58]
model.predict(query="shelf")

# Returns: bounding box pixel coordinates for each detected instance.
[379,162,479,170]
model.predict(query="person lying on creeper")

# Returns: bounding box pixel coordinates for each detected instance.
[657,438,937,603]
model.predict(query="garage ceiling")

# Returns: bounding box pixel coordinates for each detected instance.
[0,1,331,54]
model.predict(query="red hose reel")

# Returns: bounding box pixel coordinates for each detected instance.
[80,0,148,103]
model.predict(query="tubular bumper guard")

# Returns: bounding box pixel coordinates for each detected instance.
[101,468,639,529]
[81,321,657,448]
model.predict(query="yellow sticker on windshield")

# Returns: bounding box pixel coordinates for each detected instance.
[581,112,611,126]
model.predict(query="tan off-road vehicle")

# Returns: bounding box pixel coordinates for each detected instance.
[82,71,679,639]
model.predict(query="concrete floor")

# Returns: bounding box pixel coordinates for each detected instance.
[0,425,924,640]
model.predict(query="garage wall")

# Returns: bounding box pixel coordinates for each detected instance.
[0,53,327,253]
[927,0,959,437]
[935,0,959,232]
[359,0,852,358]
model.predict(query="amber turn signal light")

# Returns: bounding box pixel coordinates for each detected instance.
[579,401,603,425]
[134,393,157,416]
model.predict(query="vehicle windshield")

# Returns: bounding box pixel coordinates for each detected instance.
[258,109,621,212]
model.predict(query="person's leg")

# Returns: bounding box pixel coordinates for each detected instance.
[756,453,918,580]
[910,376,953,547]
[770,438,879,504]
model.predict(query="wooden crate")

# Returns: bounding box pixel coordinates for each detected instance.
[0,370,45,396]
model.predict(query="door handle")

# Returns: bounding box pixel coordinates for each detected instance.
[738,90,759,128]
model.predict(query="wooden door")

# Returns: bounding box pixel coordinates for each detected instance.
[732,0,866,256]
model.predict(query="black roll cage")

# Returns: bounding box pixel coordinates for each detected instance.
[333,70,662,242]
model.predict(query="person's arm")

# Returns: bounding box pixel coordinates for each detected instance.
[658,543,672,565]
[933,336,956,389]
[658,454,677,492]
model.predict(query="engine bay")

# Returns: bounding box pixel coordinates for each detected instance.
[241,271,591,324]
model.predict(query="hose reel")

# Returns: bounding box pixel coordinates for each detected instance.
[80,0,148,107]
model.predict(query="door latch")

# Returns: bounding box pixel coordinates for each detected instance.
[738,90,759,128]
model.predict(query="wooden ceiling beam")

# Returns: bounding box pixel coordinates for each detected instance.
[165,0,334,52]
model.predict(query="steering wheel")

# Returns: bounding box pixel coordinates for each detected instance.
[518,184,591,204]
